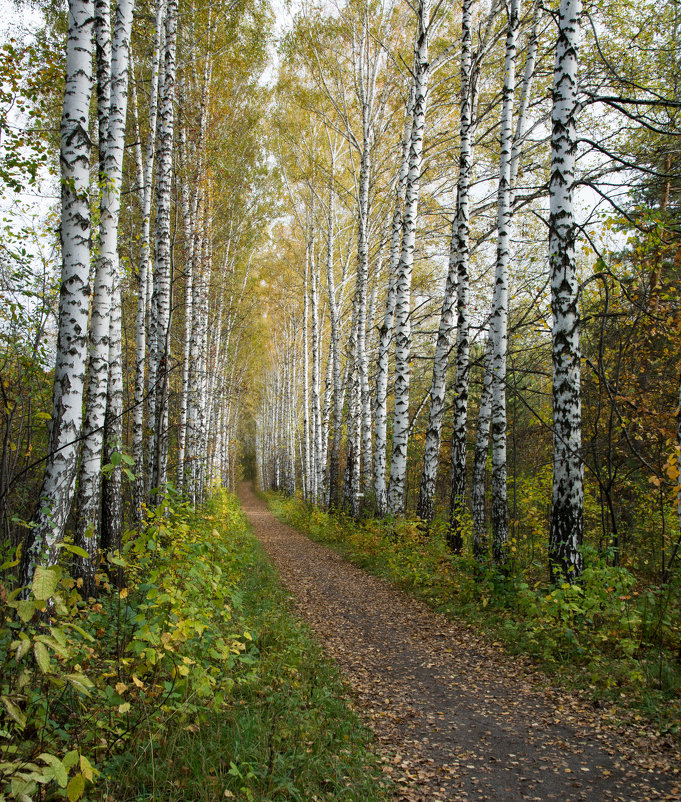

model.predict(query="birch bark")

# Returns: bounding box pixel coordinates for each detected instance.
[133,0,166,515]
[149,0,177,493]
[79,0,134,568]
[387,0,431,516]
[471,335,493,556]
[24,0,95,579]
[417,0,473,524]
[374,82,415,516]
[548,0,583,582]
[489,0,520,564]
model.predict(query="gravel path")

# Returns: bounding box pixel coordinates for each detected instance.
[238,483,681,802]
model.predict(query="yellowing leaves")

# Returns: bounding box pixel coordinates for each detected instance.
[32,565,60,600]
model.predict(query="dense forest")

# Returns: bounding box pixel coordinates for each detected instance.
[0,0,680,795]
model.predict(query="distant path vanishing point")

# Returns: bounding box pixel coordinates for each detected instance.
[238,483,681,802]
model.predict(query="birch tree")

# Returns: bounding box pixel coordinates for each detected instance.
[489,0,520,564]
[131,0,166,519]
[76,0,135,572]
[417,0,474,525]
[23,0,95,581]
[374,82,414,516]
[148,0,178,493]
[548,0,583,581]
[387,0,432,516]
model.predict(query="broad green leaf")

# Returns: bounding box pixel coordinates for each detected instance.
[56,543,89,559]
[66,773,85,802]
[38,754,68,788]
[62,751,79,771]
[14,638,31,661]
[1,696,26,729]
[32,565,59,600]
[65,674,93,696]
[15,600,36,623]
[34,641,50,673]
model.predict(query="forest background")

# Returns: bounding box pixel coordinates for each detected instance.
[0,0,680,796]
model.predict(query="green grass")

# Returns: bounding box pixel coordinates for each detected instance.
[101,495,389,802]
[265,492,681,738]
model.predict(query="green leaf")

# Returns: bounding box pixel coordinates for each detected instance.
[56,543,89,559]
[15,599,37,623]
[14,638,31,661]
[65,674,94,696]
[32,565,59,600]
[110,452,122,467]
[34,641,50,673]
[62,751,79,771]
[1,696,26,729]
[66,773,85,802]
[38,754,68,788]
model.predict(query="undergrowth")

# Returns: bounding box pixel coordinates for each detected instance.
[266,493,681,736]
[1,491,387,801]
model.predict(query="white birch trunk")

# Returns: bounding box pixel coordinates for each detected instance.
[448,9,476,548]
[387,0,430,516]
[25,0,95,579]
[149,0,177,493]
[549,0,583,581]
[472,334,493,556]
[134,0,166,514]
[489,0,520,564]
[77,0,134,571]
[417,0,473,524]
[374,82,415,517]
[310,250,323,504]
[302,252,311,501]
[176,119,195,494]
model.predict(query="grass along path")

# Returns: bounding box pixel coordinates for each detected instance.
[239,483,681,802]
[102,492,388,802]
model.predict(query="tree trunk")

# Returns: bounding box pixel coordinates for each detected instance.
[490,0,520,565]
[374,82,415,516]
[149,0,177,494]
[417,0,473,525]
[387,0,430,516]
[133,0,166,518]
[548,0,583,582]
[24,0,95,581]
[471,335,493,556]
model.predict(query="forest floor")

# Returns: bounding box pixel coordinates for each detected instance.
[237,483,681,802]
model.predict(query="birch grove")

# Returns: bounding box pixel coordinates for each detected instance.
[6,0,679,601]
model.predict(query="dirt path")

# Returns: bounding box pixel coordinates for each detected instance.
[237,483,680,801]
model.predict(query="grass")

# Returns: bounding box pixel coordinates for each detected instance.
[99,495,389,802]
[265,492,681,738]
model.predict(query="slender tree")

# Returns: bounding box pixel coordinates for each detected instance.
[23,0,95,581]
[548,0,583,581]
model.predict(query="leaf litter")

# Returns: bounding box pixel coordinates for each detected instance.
[238,484,681,802]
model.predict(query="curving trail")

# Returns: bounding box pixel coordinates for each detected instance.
[238,483,681,802]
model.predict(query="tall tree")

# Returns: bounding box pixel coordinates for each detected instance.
[548,0,583,581]
[23,0,95,581]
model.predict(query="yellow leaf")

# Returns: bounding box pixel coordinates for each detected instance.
[32,565,60,600]
[79,755,96,782]
[131,674,144,688]
[66,773,85,802]
[119,587,129,599]
[118,702,131,714]
[115,682,127,695]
